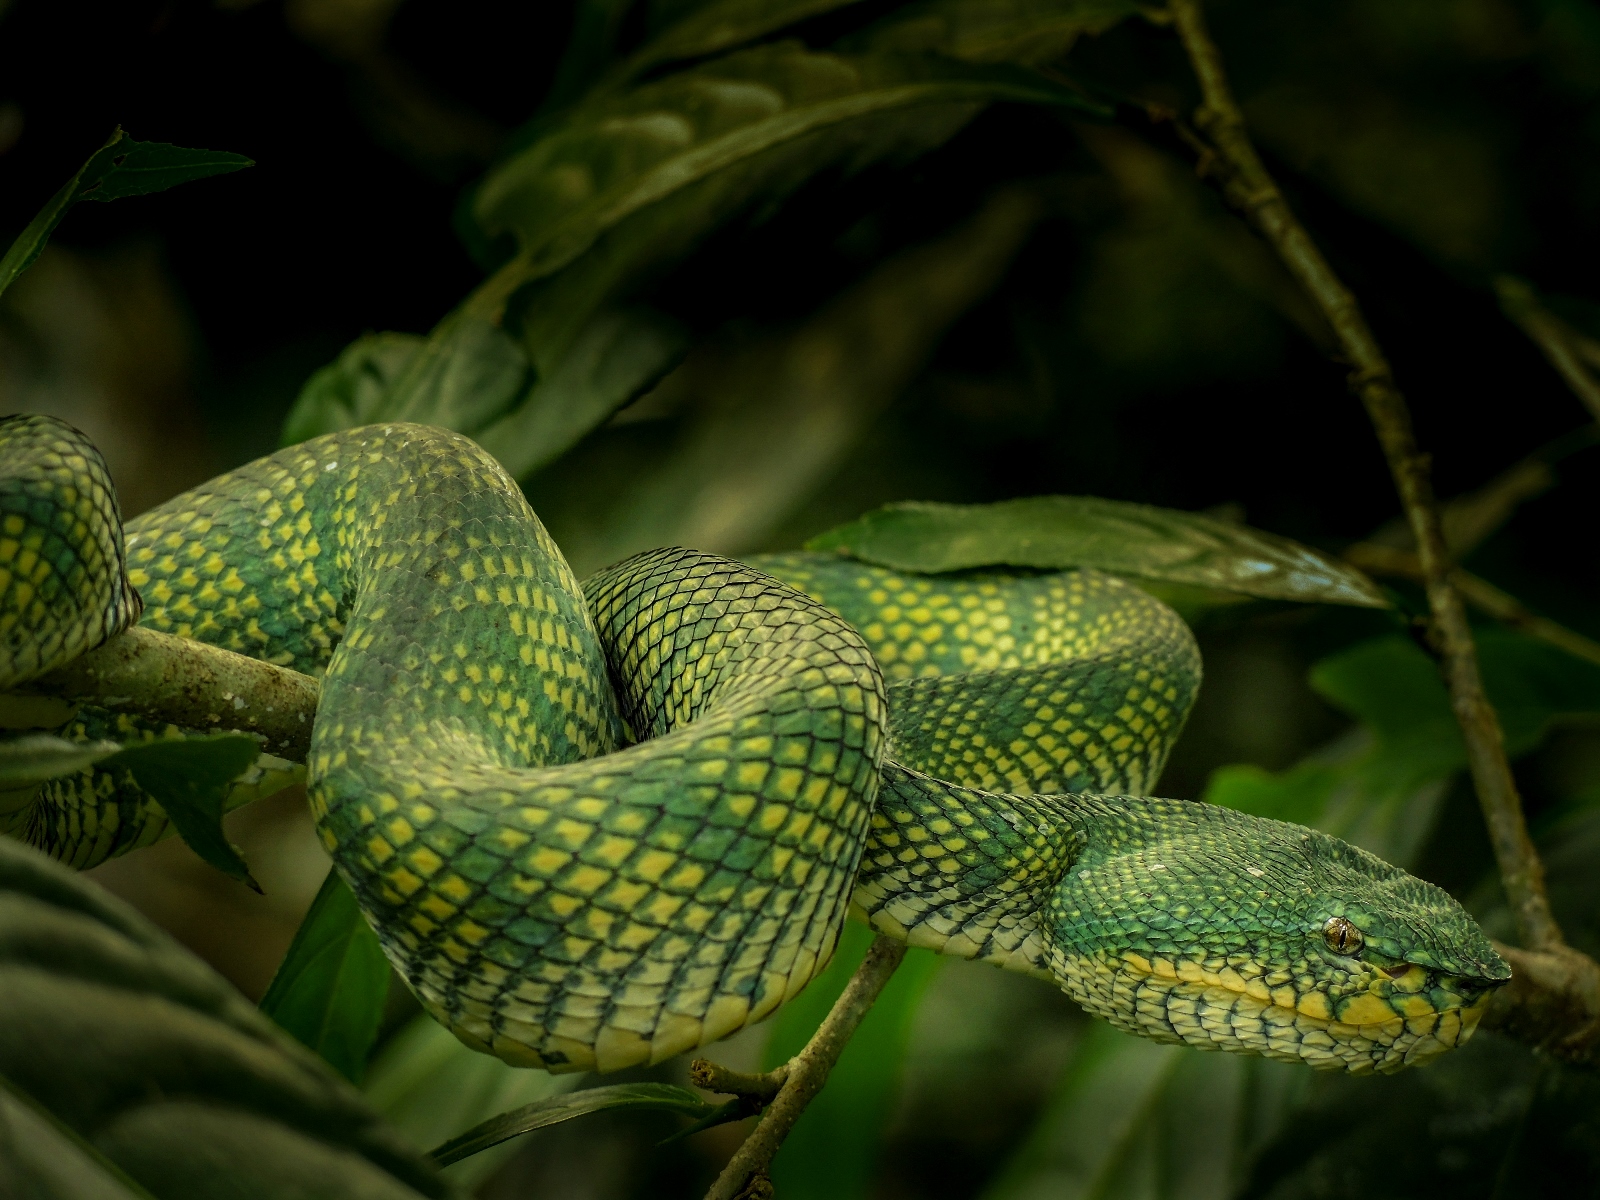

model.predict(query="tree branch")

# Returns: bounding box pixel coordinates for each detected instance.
[697,935,907,1200]
[1166,0,1564,954]
[19,627,319,761]
[1345,543,1600,671]
[1496,276,1600,424]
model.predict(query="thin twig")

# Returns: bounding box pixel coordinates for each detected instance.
[1345,543,1600,670]
[1166,0,1563,953]
[19,627,320,760]
[701,935,907,1200]
[1496,276,1600,424]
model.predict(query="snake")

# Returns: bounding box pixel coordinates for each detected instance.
[0,415,1510,1076]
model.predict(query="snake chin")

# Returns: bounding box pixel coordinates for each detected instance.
[1053,948,1502,1074]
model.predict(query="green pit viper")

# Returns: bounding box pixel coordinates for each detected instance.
[0,415,1509,1076]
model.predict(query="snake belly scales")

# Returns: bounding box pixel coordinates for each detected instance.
[0,416,1509,1076]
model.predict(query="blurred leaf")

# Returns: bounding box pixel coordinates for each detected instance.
[428,1082,719,1167]
[760,922,943,1200]
[605,0,870,89]
[0,836,448,1198]
[983,1025,1308,1200]
[0,127,252,300]
[474,306,687,479]
[807,496,1388,607]
[545,0,638,112]
[101,733,264,890]
[260,869,390,1086]
[1206,628,1600,869]
[982,1025,1181,1200]
[544,186,1040,572]
[472,43,1102,285]
[0,733,120,790]
[364,1013,580,1190]
[285,319,527,446]
[845,0,1144,65]
[281,332,425,446]
[0,1076,158,1200]
[284,308,683,485]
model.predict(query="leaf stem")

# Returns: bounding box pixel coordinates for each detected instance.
[699,934,907,1200]
[1165,0,1562,953]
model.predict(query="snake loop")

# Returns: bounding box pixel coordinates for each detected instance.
[0,415,1510,1075]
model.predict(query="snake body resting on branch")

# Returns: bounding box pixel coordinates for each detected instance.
[0,415,1509,1075]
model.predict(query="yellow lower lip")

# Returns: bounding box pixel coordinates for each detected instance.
[1097,952,1485,1071]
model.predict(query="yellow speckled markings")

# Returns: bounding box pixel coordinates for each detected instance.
[3,416,1511,1076]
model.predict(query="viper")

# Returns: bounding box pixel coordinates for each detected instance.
[0,415,1509,1076]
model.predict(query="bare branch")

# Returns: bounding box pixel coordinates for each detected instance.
[701,935,907,1200]
[1496,276,1600,424]
[1346,543,1600,671]
[1482,941,1600,1065]
[20,627,320,761]
[1166,0,1564,953]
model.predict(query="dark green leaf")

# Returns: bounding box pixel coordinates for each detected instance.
[0,128,251,300]
[282,332,425,446]
[261,869,391,1085]
[0,1075,158,1200]
[1206,628,1600,867]
[761,923,942,1200]
[364,1014,584,1190]
[473,307,687,479]
[604,0,872,88]
[985,1024,1308,1200]
[539,187,1042,573]
[806,497,1389,607]
[0,836,448,1199]
[844,0,1144,65]
[429,1082,720,1167]
[470,43,1105,295]
[0,733,120,790]
[101,733,264,890]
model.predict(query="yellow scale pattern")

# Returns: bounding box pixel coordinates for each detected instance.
[3,416,1511,1078]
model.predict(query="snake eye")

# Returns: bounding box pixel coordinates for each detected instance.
[1323,916,1363,956]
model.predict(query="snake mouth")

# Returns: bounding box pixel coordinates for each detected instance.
[1059,950,1498,1074]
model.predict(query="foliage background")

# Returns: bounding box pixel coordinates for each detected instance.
[3,0,1600,1197]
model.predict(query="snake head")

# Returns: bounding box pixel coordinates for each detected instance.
[1045,796,1511,1074]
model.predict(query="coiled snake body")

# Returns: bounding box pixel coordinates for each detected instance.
[0,417,1509,1075]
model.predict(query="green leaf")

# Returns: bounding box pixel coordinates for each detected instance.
[983,1025,1308,1200]
[0,733,120,790]
[428,1082,720,1167]
[0,1074,159,1200]
[472,307,687,480]
[845,0,1145,65]
[282,332,425,446]
[0,127,251,300]
[539,186,1043,573]
[806,497,1389,607]
[0,836,448,1198]
[1205,627,1600,868]
[603,0,872,89]
[759,923,942,1200]
[260,870,390,1085]
[364,1013,582,1190]
[101,733,264,890]
[287,307,684,483]
[470,42,1105,312]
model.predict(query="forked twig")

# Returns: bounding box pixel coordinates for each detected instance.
[697,935,907,1200]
